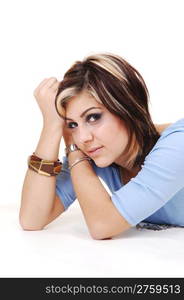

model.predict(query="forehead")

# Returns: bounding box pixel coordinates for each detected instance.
[65,90,103,115]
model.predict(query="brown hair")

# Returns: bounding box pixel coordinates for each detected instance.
[55,52,160,170]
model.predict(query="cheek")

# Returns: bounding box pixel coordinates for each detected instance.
[92,123,110,142]
[97,120,127,141]
[116,125,129,147]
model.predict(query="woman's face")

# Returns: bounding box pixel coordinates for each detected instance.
[65,90,129,168]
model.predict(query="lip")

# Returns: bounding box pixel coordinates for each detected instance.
[86,146,104,157]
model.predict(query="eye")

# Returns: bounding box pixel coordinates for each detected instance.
[86,113,102,123]
[67,122,78,129]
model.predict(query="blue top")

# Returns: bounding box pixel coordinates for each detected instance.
[56,118,184,227]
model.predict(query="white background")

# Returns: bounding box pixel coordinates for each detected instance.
[0,0,184,279]
[0,0,183,204]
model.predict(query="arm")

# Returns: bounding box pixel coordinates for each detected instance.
[66,122,177,240]
[68,150,131,240]
[19,78,65,230]
[19,125,64,230]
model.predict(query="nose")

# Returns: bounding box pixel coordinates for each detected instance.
[76,125,93,145]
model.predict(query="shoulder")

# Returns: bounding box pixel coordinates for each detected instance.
[139,117,184,188]
[158,117,184,138]
[148,118,184,157]
[110,118,184,226]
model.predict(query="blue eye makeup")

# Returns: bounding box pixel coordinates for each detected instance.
[66,113,102,129]
[86,113,102,122]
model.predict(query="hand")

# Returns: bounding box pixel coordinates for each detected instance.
[63,125,74,146]
[33,77,64,129]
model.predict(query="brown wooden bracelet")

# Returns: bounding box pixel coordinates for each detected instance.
[27,153,62,176]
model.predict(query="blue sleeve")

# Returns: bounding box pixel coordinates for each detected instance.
[55,155,115,210]
[55,155,114,211]
[111,124,184,226]
[55,156,76,210]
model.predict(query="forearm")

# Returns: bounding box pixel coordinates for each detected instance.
[68,151,129,239]
[20,125,62,229]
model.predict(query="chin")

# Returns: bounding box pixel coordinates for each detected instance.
[92,158,113,168]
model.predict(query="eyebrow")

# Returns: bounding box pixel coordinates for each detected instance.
[64,107,102,121]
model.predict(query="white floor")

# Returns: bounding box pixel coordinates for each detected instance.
[1,201,184,278]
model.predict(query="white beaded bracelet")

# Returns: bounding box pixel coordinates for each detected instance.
[69,156,92,170]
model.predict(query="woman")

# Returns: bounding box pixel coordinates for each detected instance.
[20,53,184,239]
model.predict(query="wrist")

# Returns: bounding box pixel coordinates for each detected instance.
[42,124,63,137]
[67,150,88,164]
[69,156,92,171]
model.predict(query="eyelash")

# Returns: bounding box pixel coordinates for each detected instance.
[67,113,102,129]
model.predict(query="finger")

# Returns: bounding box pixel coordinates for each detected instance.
[50,80,60,91]
[44,77,57,88]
